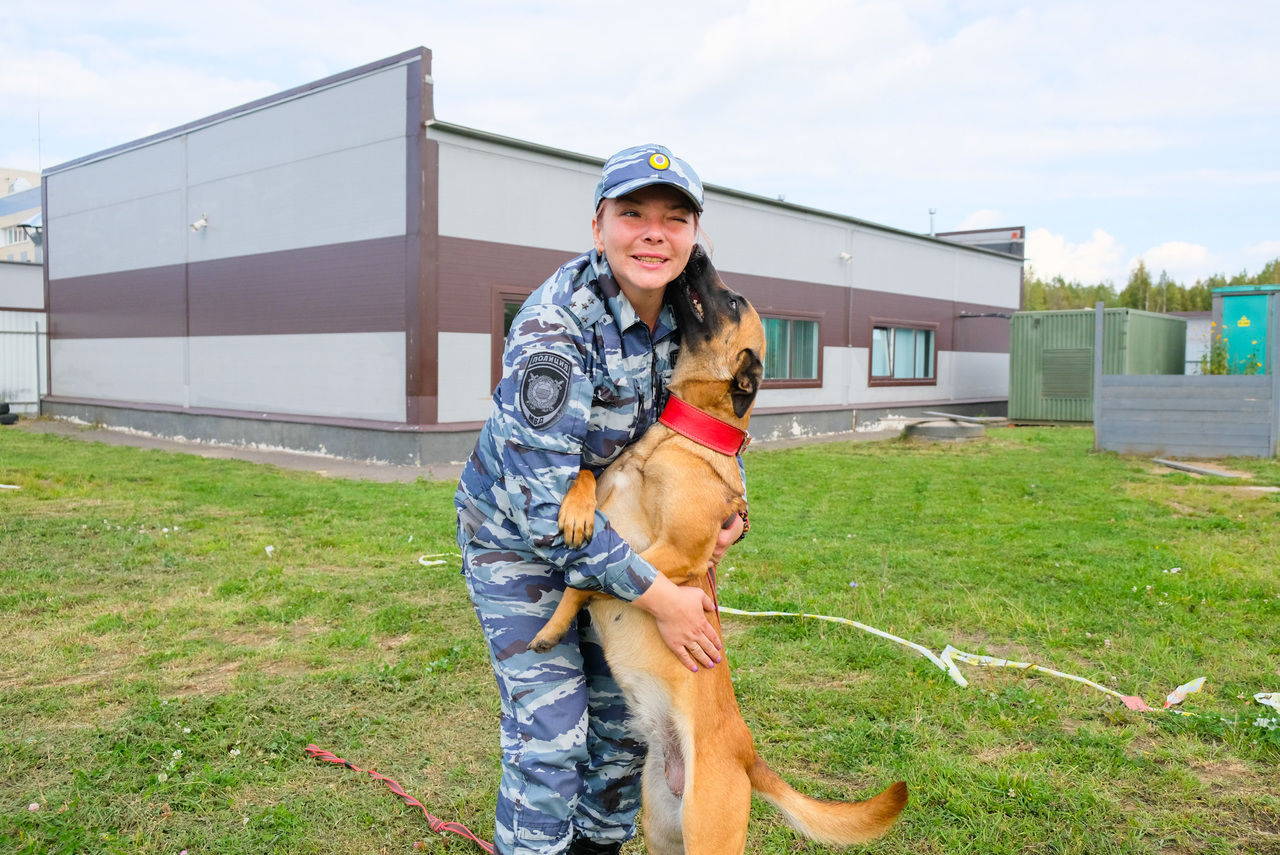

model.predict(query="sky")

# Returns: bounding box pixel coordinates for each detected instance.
[6,0,1279,288]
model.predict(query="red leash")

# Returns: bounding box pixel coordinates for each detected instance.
[305,744,495,853]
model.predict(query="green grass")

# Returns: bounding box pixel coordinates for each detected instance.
[2,425,1277,854]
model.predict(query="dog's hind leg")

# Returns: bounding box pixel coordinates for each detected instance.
[640,749,685,855]
[680,756,751,855]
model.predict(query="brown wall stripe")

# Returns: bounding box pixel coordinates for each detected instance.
[48,235,410,340]
[434,236,1012,354]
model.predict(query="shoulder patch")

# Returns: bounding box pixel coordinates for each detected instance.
[519,352,573,429]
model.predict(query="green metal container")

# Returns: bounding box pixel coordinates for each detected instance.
[1212,285,1280,375]
[1009,308,1187,423]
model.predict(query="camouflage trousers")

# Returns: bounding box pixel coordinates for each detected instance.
[461,538,647,855]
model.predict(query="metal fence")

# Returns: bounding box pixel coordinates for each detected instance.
[0,311,47,414]
[1093,300,1280,458]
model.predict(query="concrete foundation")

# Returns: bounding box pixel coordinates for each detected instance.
[42,398,1007,464]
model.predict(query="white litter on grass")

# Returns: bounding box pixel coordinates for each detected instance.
[0,484,21,490]
[418,552,460,567]
[1256,693,1280,712]
[1164,677,1206,708]
[265,545,275,557]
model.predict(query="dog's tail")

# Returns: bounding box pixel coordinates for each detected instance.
[747,756,907,846]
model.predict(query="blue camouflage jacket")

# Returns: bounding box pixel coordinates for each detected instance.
[455,249,679,602]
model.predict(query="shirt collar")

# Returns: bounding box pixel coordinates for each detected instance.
[590,250,678,341]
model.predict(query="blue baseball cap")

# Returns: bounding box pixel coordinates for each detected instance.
[594,144,704,213]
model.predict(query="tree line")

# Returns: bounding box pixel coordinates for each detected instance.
[1022,257,1280,312]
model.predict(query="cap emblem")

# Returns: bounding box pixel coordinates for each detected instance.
[648,153,670,170]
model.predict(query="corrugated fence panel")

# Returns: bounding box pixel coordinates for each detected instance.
[0,310,48,413]
[1096,374,1274,457]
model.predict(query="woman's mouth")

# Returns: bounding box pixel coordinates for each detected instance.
[632,254,667,267]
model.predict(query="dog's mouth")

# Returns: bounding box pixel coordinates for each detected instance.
[686,282,705,324]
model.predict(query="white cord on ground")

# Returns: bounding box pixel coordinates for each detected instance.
[718,604,1235,713]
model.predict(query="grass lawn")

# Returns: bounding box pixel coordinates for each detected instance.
[2,424,1277,854]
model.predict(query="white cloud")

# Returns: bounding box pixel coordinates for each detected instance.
[1025,228,1125,284]
[1132,242,1214,283]
[1245,240,1280,262]
[955,209,1007,230]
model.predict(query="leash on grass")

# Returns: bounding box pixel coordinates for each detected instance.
[714,605,1266,715]
[305,745,495,853]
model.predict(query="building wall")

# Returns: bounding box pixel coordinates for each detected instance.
[0,260,46,412]
[429,124,1021,425]
[1,170,41,263]
[41,48,1022,455]
[44,52,427,424]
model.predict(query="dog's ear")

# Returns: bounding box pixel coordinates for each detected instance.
[731,349,763,418]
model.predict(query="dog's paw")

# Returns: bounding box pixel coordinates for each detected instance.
[557,471,597,548]
[527,633,559,653]
[558,510,594,548]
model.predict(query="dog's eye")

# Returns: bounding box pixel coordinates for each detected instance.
[729,299,737,310]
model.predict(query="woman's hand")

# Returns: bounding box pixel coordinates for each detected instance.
[632,574,722,672]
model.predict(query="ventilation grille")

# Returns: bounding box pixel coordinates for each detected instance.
[1042,348,1093,398]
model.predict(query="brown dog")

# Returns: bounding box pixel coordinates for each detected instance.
[529,248,907,854]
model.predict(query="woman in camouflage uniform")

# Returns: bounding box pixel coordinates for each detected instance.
[454,144,744,855]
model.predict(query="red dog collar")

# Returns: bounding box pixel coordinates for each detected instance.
[658,394,750,456]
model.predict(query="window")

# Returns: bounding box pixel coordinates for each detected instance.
[502,301,522,338]
[491,286,535,391]
[871,324,936,383]
[762,316,819,382]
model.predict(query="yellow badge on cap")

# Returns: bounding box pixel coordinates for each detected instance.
[649,153,670,170]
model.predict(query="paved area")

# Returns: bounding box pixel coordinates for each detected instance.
[12,416,903,483]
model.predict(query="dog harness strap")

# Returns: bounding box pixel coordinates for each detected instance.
[657,394,750,455]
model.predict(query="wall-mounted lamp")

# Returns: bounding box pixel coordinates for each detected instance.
[838,252,853,262]
[190,214,209,233]
[18,221,43,248]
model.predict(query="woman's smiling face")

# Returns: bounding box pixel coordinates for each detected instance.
[592,184,699,304]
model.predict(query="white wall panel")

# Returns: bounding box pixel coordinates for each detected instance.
[48,191,187,279]
[706,195,850,288]
[0,262,44,309]
[186,138,407,262]
[188,332,406,422]
[434,131,601,250]
[952,247,1021,307]
[45,138,186,216]
[51,337,187,405]
[437,331,494,423]
[186,68,408,184]
[852,230,958,302]
[949,351,1010,399]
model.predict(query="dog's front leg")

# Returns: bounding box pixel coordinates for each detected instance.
[557,469,597,547]
[528,586,595,653]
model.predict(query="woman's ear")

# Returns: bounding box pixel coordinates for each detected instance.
[591,214,605,255]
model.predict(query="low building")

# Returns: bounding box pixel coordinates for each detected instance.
[40,47,1023,463]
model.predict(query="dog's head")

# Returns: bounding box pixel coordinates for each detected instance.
[666,246,766,422]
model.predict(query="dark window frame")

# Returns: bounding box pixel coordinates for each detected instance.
[868,317,939,387]
[760,310,823,389]
[490,285,535,391]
